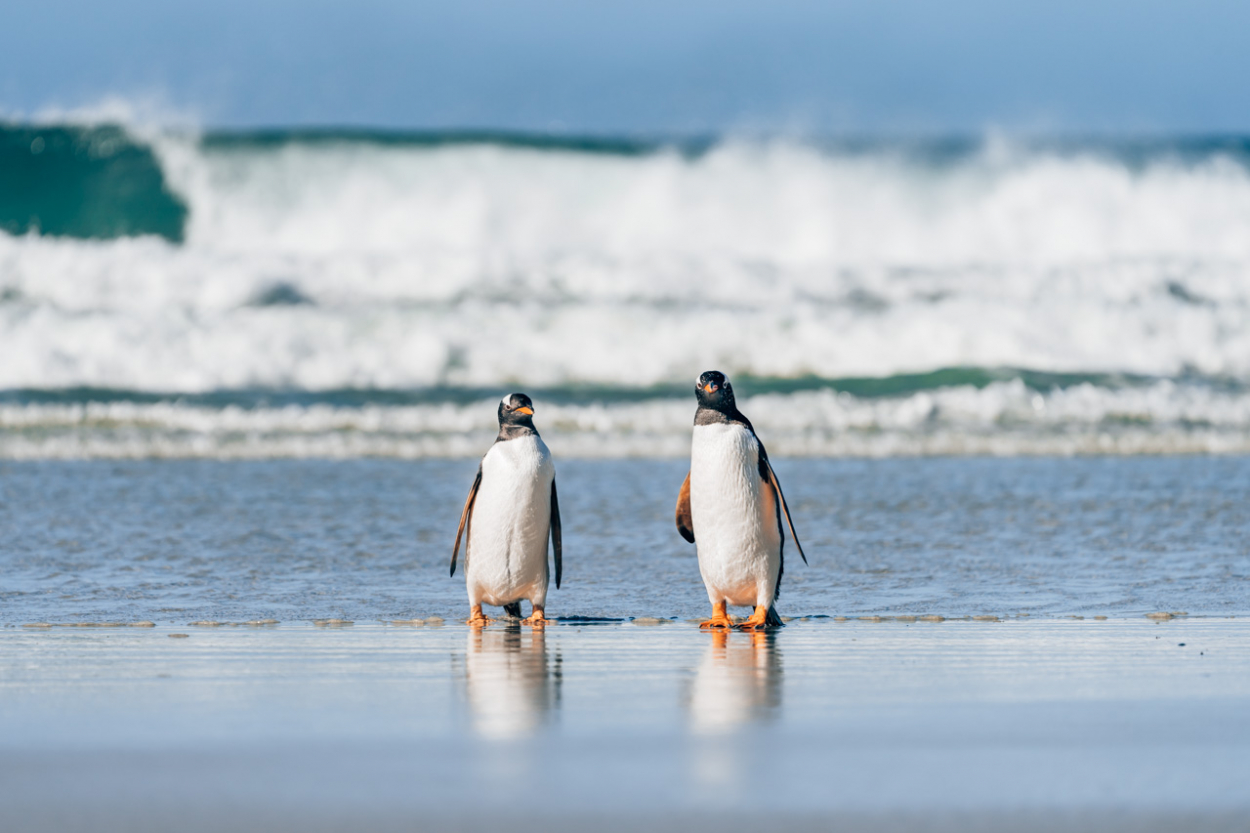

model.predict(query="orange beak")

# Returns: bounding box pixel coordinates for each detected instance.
[703,383,717,393]
[515,406,534,415]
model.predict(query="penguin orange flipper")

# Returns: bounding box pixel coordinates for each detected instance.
[675,472,695,544]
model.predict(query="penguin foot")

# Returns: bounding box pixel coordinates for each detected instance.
[736,605,772,630]
[467,604,493,627]
[521,607,552,627]
[699,601,733,630]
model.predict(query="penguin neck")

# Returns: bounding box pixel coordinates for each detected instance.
[496,421,539,442]
[695,403,752,430]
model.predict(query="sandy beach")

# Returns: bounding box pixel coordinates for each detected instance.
[3,618,1248,832]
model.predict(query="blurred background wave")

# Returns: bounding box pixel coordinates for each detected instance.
[2,1,1249,458]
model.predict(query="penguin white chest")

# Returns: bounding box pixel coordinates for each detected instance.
[689,423,781,607]
[466,435,555,607]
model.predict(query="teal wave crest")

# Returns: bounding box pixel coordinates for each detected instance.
[0,123,187,242]
[0,367,1186,409]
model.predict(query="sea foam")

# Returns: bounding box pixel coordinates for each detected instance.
[2,381,1249,459]
[2,120,1249,456]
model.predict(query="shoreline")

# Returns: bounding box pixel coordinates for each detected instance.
[6,606,1243,629]
[3,619,1248,832]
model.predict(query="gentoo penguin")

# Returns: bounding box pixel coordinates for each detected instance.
[451,393,562,626]
[675,370,805,629]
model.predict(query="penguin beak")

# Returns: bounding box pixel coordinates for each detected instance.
[702,383,718,393]
[514,406,534,415]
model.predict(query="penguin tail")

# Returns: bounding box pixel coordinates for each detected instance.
[502,602,523,619]
[766,606,785,628]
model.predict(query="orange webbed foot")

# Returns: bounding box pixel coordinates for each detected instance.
[467,604,493,627]
[700,601,733,629]
[521,607,552,627]
[736,605,771,630]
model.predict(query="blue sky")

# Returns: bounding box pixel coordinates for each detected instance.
[3,0,1247,132]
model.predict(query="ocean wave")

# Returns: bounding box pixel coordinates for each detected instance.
[0,122,186,240]
[2,117,1250,411]
[2,380,1249,459]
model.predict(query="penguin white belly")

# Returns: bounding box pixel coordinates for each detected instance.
[465,436,555,608]
[689,423,782,609]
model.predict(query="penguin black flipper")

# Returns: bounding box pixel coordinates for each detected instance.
[675,471,695,543]
[451,465,483,577]
[757,443,807,565]
[550,479,562,589]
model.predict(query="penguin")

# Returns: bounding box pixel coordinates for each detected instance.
[451,393,562,627]
[675,370,806,629]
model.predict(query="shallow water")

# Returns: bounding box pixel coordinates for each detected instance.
[1,456,1248,624]
[1,620,1248,832]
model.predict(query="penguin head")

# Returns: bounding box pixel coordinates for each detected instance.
[695,370,736,411]
[498,392,536,427]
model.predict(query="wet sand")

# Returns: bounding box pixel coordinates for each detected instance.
[2,619,1248,832]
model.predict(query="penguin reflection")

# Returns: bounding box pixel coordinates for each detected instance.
[687,630,783,734]
[465,625,561,739]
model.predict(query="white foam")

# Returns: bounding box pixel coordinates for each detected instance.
[3,382,1250,459]
[2,131,1250,391]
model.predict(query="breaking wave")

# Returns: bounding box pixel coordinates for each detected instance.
[1,378,1249,459]
[3,115,1250,456]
